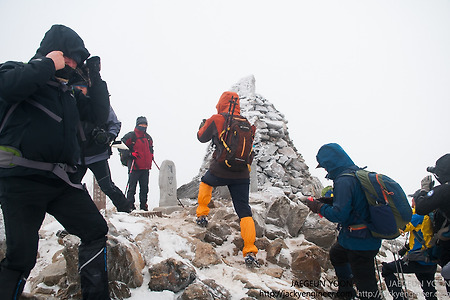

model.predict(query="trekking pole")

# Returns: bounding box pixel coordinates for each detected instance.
[223,96,237,142]
[125,159,135,195]
[390,241,409,299]
[374,257,387,300]
[152,158,160,170]
[395,243,409,300]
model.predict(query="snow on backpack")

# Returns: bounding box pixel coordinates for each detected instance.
[346,169,413,239]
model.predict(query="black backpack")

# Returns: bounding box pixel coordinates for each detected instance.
[118,147,131,167]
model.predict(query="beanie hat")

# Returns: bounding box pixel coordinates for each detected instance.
[136,116,148,126]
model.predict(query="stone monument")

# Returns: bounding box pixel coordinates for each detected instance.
[158,160,178,207]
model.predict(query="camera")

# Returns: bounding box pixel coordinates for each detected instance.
[92,128,109,144]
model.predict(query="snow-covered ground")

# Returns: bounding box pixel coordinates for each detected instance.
[24,193,449,300]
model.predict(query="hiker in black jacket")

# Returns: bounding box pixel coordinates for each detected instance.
[415,153,450,297]
[70,69,132,213]
[0,25,111,299]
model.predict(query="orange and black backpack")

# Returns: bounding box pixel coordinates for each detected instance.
[215,96,256,172]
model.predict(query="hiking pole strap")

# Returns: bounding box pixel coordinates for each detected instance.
[0,150,84,190]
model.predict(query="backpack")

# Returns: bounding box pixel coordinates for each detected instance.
[405,213,440,264]
[118,132,153,167]
[118,132,137,167]
[118,147,131,167]
[346,169,413,239]
[216,113,256,172]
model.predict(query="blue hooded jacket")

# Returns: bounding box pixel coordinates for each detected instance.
[316,143,382,250]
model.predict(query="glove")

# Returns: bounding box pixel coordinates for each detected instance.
[199,119,206,130]
[398,243,409,257]
[93,129,114,145]
[86,56,101,84]
[131,152,138,159]
[306,198,324,214]
[421,175,435,192]
[317,197,333,205]
[107,132,116,144]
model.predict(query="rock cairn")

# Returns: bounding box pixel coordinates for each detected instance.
[177,74,323,200]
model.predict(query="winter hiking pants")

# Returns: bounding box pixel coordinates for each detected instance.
[197,171,258,257]
[329,242,382,300]
[0,175,110,300]
[382,259,437,300]
[126,169,149,209]
[73,159,131,211]
[438,239,450,297]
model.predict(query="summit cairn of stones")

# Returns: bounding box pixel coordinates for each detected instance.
[177,75,323,201]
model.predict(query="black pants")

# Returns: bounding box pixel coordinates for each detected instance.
[0,176,110,300]
[73,160,130,211]
[330,242,382,300]
[382,259,437,300]
[438,240,450,297]
[201,171,251,218]
[126,169,149,208]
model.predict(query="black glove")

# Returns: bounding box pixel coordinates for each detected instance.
[317,197,333,205]
[306,198,324,214]
[93,129,114,145]
[107,133,116,144]
[398,244,409,257]
[86,56,101,85]
[199,119,206,130]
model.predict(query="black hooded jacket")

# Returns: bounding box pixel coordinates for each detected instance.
[0,25,110,179]
[415,154,450,219]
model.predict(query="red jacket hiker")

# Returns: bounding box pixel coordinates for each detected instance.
[121,116,154,211]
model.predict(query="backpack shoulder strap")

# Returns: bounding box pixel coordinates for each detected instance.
[0,103,20,133]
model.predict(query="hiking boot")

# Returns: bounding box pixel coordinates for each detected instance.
[196,216,208,227]
[244,253,260,268]
[140,204,148,211]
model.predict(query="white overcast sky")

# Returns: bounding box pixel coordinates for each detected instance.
[1,0,449,207]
